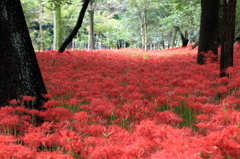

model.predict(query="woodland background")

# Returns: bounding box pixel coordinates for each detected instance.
[21,0,240,51]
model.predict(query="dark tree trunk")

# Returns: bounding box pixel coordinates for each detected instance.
[220,0,236,77]
[160,40,165,49]
[0,0,47,109]
[197,0,220,65]
[178,28,189,47]
[59,0,90,52]
[192,40,199,49]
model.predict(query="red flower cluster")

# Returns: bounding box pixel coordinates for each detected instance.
[1,44,240,158]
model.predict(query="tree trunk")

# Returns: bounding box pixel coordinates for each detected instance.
[197,0,220,65]
[192,40,199,49]
[0,0,47,109]
[178,28,189,47]
[53,1,62,50]
[168,31,172,48]
[143,8,148,52]
[138,12,144,50]
[220,0,236,77]
[39,4,44,51]
[59,0,90,52]
[160,40,165,49]
[170,26,178,48]
[72,39,75,50]
[88,2,95,50]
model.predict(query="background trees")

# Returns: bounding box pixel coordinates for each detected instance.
[20,0,204,50]
[20,0,239,57]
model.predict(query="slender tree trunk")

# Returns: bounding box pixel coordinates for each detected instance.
[88,1,95,50]
[0,0,47,109]
[143,8,148,52]
[39,5,44,51]
[160,40,165,49]
[168,31,172,48]
[143,0,148,52]
[220,0,236,77]
[138,12,144,50]
[197,0,220,65]
[54,1,62,50]
[184,30,188,39]
[192,40,199,49]
[59,0,90,52]
[72,39,74,50]
[39,22,43,51]
[170,26,178,48]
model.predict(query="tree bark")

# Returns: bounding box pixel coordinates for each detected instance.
[88,2,95,50]
[143,4,148,52]
[192,40,199,49]
[178,28,189,47]
[220,0,236,77]
[138,12,144,50]
[168,31,172,48]
[39,4,44,51]
[0,0,47,109]
[59,0,90,52]
[53,0,62,50]
[160,40,165,49]
[197,0,220,65]
[170,26,178,48]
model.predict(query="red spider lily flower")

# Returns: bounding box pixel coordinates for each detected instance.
[196,114,210,122]
[0,134,16,143]
[36,150,74,159]
[66,98,81,106]
[169,101,179,108]
[39,107,74,122]
[57,129,83,153]
[74,111,89,126]
[155,110,183,125]
[42,99,61,108]
[0,115,20,129]
[41,93,52,99]
[218,76,229,84]
[21,96,36,102]
[81,124,105,136]
[8,99,21,106]
[218,85,229,94]
[0,143,37,159]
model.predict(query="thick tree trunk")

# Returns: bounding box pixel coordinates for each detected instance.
[0,0,47,109]
[220,0,236,77]
[54,1,62,50]
[197,0,220,65]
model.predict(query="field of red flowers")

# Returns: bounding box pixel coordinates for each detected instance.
[1,44,240,158]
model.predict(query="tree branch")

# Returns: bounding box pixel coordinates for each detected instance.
[58,0,90,52]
